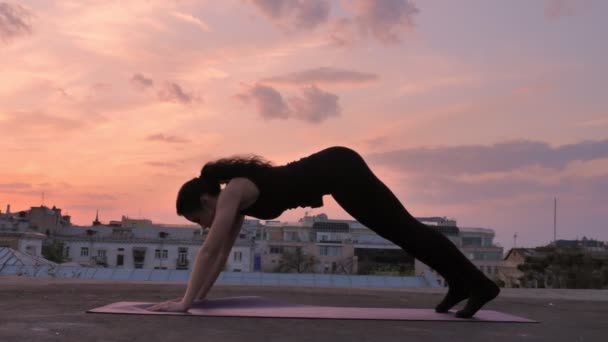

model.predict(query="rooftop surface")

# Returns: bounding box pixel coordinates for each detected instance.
[1,276,607,342]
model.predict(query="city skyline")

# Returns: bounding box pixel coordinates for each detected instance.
[3,200,602,251]
[2,1,607,250]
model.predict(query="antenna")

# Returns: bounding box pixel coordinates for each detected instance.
[554,197,557,243]
[513,233,517,248]
[42,192,45,206]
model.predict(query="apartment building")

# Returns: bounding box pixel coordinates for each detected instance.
[255,218,358,274]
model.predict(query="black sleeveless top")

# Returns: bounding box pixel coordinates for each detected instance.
[236,155,328,220]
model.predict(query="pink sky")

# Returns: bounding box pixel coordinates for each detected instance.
[1,0,607,250]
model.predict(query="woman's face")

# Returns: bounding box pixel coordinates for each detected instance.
[184,193,218,229]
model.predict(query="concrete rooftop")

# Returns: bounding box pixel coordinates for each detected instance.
[1,276,607,342]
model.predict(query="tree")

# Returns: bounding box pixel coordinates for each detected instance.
[334,257,356,274]
[517,247,608,289]
[274,247,318,273]
[42,241,67,264]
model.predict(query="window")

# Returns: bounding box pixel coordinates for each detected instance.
[155,249,168,259]
[462,237,482,247]
[64,246,70,257]
[283,246,301,254]
[319,246,342,257]
[178,247,188,264]
[25,245,36,256]
[97,249,106,258]
[269,246,283,254]
[284,231,299,241]
[233,251,242,262]
[81,247,89,257]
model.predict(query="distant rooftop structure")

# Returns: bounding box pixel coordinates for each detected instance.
[0,247,57,267]
[552,238,606,249]
[417,216,457,226]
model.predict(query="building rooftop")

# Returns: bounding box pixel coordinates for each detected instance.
[1,277,607,342]
[0,247,57,267]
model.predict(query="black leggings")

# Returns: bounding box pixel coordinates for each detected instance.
[310,146,488,288]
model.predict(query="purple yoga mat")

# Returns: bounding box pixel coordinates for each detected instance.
[87,296,537,323]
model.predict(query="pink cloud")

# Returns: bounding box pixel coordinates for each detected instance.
[236,83,340,123]
[0,111,86,138]
[146,133,191,144]
[544,0,589,19]
[246,0,419,45]
[157,81,194,104]
[236,84,292,120]
[145,161,181,169]
[130,73,154,91]
[327,17,357,47]
[352,0,419,43]
[260,67,378,86]
[247,0,331,31]
[0,182,31,191]
[288,85,340,123]
[0,2,32,43]
[365,139,608,175]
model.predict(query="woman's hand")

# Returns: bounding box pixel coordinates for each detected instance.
[146,299,190,312]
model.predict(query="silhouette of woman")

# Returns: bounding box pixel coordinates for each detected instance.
[172,146,499,317]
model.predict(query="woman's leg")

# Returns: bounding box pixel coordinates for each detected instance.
[320,146,499,318]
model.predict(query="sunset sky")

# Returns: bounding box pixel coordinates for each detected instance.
[1,0,606,250]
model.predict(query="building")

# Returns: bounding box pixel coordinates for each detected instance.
[414,225,504,287]
[54,215,256,271]
[256,217,358,274]
[0,205,48,256]
[2,202,507,282]
[498,248,544,288]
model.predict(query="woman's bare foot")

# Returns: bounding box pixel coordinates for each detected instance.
[455,279,500,318]
[435,286,469,313]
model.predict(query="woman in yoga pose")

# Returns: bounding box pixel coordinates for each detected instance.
[148,146,500,317]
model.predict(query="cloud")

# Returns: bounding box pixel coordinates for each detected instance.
[288,85,340,123]
[0,182,31,191]
[397,76,478,96]
[130,73,154,91]
[364,136,390,149]
[80,193,118,201]
[260,67,378,86]
[130,75,199,104]
[236,83,340,123]
[146,133,191,144]
[364,139,608,175]
[351,0,419,44]
[247,0,331,31]
[170,11,211,32]
[327,17,357,46]
[575,116,608,128]
[0,112,86,136]
[145,161,180,169]
[157,81,194,104]
[246,0,419,45]
[0,2,32,43]
[236,84,291,120]
[360,139,608,209]
[544,0,589,19]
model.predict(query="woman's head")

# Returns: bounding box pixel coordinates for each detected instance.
[176,176,220,228]
[176,155,274,227]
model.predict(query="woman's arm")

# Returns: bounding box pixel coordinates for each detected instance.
[194,214,245,301]
[180,185,242,307]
